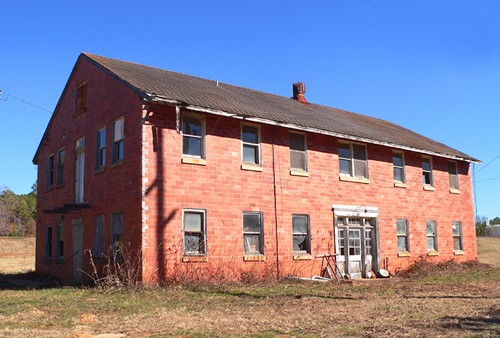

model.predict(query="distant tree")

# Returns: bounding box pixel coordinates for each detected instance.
[489,217,500,225]
[0,184,37,236]
[476,215,488,236]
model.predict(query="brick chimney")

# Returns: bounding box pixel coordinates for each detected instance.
[292,82,308,103]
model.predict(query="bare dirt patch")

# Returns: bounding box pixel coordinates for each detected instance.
[0,236,35,273]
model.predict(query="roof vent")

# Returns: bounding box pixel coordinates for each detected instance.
[292,82,308,103]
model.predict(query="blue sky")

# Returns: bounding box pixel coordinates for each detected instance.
[1,1,499,219]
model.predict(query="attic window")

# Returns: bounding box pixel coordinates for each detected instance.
[75,82,87,116]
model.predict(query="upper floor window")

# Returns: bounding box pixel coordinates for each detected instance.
[452,221,463,252]
[241,124,261,165]
[448,161,459,191]
[182,114,205,158]
[339,142,368,178]
[112,117,124,163]
[96,127,106,169]
[292,214,311,255]
[183,209,207,256]
[289,132,307,172]
[243,212,264,255]
[422,157,434,187]
[56,149,65,185]
[426,220,438,252]
[46,154,54,188]
[75,82,87,116]
[392,151,405,184]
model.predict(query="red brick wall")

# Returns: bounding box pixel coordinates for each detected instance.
[141,103,477,282]
[35,57,144,281]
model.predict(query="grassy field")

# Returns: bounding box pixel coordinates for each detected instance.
[0,236,35,273]
[0,236,499,337]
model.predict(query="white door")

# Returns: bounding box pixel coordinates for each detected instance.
[75,137,85,203]
[72,218,83,284]
[347,229,362,278]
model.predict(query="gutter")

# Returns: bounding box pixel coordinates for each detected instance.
[147,94,480,164]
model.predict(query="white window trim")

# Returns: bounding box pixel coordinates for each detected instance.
[182,209,207,256]
[289,131,308,173]
[292,214,311,255]
[452,221,463,253]
[241,123,262,167]
[96,127,106,170]
[338,142,369,180]
[181,113,206,160]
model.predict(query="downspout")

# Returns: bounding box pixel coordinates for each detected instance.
[271,127,280,278]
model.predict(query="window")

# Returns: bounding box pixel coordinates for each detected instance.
[337,228,345,256]
[93,214,105,258]
[75,138,85,204]
[241,124,261,165]
[75,82,87,116]
[182,114,205,158]
[289,132,307,171]
[45,225,53,260]
[426,220,438,252]
[183,209,207,256]
[339,142,368,178]
[56,149,65,185]
[243,212,264,255]
[96,127,106,169]
[111,212,123,255]
[396,219,409,252]
[448,162,459,191]
[56,223,64,259]
[392,151,405,183]
[452,221,463,251]
[292,214,310,254]
[46,154,54,187]
[112,117,124,163]
[422,157,433,187]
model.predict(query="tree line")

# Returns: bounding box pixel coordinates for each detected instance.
[476,215,500,236]
[0,184,36,236]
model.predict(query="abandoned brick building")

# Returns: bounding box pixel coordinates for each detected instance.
[33,53,479,283]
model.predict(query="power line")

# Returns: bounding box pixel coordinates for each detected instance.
[0,89,52,113]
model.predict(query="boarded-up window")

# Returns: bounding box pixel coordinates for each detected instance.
[289,133,307,171]
[75,82,87,116]
[93,214,105,257]
[448,162,459,191]
[183,210,207,255]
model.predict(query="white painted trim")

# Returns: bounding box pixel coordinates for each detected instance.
[332,205,379,218]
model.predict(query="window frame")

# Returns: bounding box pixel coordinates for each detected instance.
[338,142,368,179]
[289,132,308,172]
[182,113,206,159]
[448,161,459,192]
[45,225,53,260]
[93,214,105,258]
[241,123,261,166]
[96,127,106,170]
[46,154,54,188]
[452,221,463,252]
[392,151,406,184]
[56,149,65,185]
[56,222,64,260]
[182,209,207,256]
[111,212,123,256]
[426,220,438,253]
[242,211,264,256]
[396,218,410,253]
[422,157,434,188]
[292,214,311,255]
[112,116,124,164]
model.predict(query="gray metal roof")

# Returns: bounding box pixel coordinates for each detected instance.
[83,52,478,163]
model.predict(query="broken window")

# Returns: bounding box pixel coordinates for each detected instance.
[426,220,438,252]
[93,214,105,258]
[292,214,310,254]
[339,142,368,178]
[289,132,307,171]
[96,127,106,169]
[392,151,405,183]
[396,219,409,252]
[112,117,124,163]
[241,124,261,165]
[452,221,463,251]
[182,114,205,158]
[243,212,264,255]
[183,209,207,256]
[422,157,433,187]
[56,149,65,185]
[448,161,459,191]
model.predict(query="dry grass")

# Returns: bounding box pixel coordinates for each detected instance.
[477,236,500,268]
[0,236,35,273]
